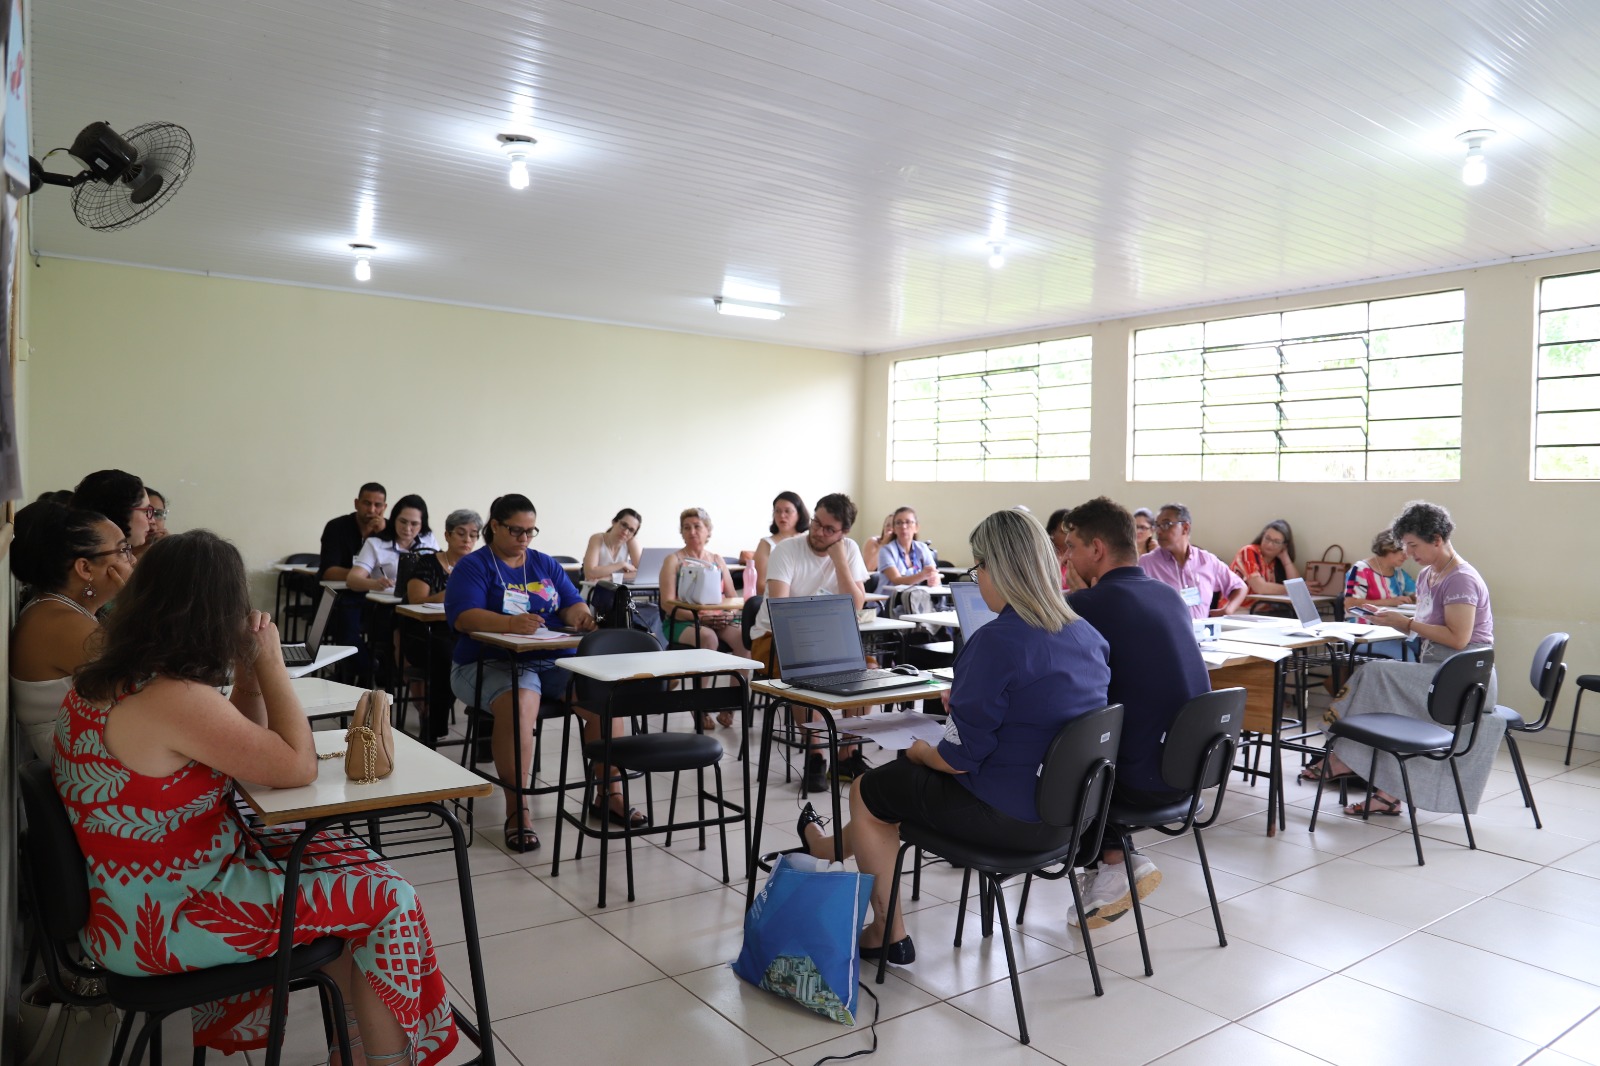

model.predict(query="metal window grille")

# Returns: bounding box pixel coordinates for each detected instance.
[1131,290,1464,482]
[1535,270,1600,481]
[889,337,1092,482]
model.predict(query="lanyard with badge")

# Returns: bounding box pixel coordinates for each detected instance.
[1176,557,1202,608]
[496,553,532,615]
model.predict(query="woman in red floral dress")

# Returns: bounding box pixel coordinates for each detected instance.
[55,530,456,1065]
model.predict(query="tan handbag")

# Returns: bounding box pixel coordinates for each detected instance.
[1303,544,1348,597]
[344,690,395,784]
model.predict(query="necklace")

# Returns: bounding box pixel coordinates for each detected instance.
[36,591,97,620]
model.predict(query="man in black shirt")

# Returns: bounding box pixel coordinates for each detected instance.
[319,483,388,580]
[1064,496,1211,928]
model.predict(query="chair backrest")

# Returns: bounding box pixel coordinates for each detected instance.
[1160,688,1247,794]
[18,760,91,947]
[286,552,319,566]
[553,555,580,565]
[1035,703,1123,833]
[1530,632,1570,703]
[741,594,763,650]
[573,628,663,707]
[1426,648,1495,728]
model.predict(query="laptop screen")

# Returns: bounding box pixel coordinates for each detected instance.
[768,595,867,679]
[303,588,336,649]
[623,547,674,584]
[951,582,998,651]
[1284,577,1321,627]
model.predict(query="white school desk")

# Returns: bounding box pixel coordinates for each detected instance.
[319,579,349,592]
[900,610,960,629]
[744,674,951,906]
[396,601,447,622]
[365,591,402,605]
[285,644,357,679]
[235,729,497,1065]
[554,648,759,906]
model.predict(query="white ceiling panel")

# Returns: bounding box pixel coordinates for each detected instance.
[25,0,1600,352]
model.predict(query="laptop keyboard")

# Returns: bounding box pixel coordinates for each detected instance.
[801,668,895,687]
[281,644,313,665]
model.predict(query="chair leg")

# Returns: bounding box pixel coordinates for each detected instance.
[1503,731,1542,829]
[714,763,730,885]
[877,843,914,986]
[621,772,638,903]
[1449,761,1477,851]
[1308,745,1335,832]
[697,764,709,851]
[1193,827,1226,947]
[1396,758,1426,866]
[109,1005,138,1066]
[1119,831,1153,977]
[1016,871,1033,925]
[979,877,994,940]
[911,846,923,902]
[194,1044,208,1066]
[125,1013,162,1066]
[665,771,680,849]
[987,875,1030,1045]
[1066,865,1105,996]
[953,867,973,947]
[1566,688,1587,766]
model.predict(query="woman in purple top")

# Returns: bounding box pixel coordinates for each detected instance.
[1309,501,1500,816]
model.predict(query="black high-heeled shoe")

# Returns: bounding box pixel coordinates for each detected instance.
[796,802,827,852]
[859,935,916,965]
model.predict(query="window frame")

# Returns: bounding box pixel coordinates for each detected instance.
[1533,268,1600,482]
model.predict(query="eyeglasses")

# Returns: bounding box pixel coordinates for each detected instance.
[86,545,134,560]
[1154,519,1184,531]
[961,561,986,582]
[149,508,168,521]
[501,523,539,540]
[812,521,843,537]
[132,506,158,520]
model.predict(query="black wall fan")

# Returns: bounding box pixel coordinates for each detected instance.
[29,121,194,232]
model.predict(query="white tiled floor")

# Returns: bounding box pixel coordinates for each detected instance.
[201,730,1600,1066]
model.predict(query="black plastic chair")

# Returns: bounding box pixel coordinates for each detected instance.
[875,703,1124,1045]
[1491,632,1569,828]
[18,761,352,1066]
[1310,649,1495,865]
[278,551,322,641]
[556,628,736,906]
[1111,688,1247,978]
[1563,673,1600,766]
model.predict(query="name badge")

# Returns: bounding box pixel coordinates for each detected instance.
[1181,585,1202,607]
[503,588,531,615]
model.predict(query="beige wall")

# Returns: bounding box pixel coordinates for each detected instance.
[24,258,862,604]
[861,250,1600,742]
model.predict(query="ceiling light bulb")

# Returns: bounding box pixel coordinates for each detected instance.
[349,242,375,282]
[498,133,537,191]
[715,297,784,320]
[988,242,1006,269]
[1456,129,1494,187]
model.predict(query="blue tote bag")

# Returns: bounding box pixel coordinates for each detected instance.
[733,854,874,1024]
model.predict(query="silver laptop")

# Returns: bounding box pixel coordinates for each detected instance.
[950,581,998,655]
[768,595,921,696]
[1220,579,1325,646]
[281,588,335,665]
[619,546,674,584]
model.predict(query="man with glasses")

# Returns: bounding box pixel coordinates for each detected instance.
[748,493,870,790]
[1062,497,1211,926]
[1138,503,1246,620]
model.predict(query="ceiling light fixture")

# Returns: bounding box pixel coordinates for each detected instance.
[349,242,374,282]
[1457,129,1494,186]
[497,133,537,190]
[714,297,784,321]
[988,242,1006,269]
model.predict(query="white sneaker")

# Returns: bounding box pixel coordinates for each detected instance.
[1073,854,1162,929]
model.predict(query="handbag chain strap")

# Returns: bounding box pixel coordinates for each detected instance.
[316,725,381,784]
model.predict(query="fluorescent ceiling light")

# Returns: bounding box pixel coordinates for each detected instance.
[349,242,375,282]
[1457,129,1493,186]
[498,133,536,190]
[715,297,784,320]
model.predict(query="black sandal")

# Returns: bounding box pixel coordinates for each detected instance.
[591,800,648,829]
[504,816,541,853]
[796,802,827,850]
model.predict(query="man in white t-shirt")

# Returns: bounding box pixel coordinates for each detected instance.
[749,492,870,791]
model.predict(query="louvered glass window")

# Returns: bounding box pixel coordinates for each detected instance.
[1535,271,1600,480]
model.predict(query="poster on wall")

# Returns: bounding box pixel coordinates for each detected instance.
[2,0,26,193]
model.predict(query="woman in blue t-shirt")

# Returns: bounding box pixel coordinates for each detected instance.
[798,509,1110,966]
[444,494,600,852]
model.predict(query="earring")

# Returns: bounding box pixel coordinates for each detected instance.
[83,583,95,599]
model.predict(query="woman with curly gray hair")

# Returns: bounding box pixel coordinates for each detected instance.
[1305,500,1499,817]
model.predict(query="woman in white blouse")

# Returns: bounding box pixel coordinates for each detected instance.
[346,494,439,592]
